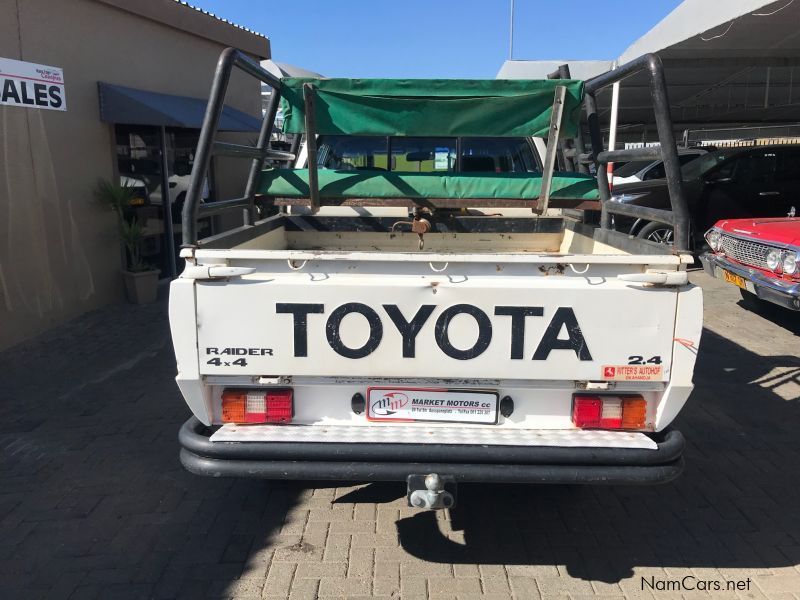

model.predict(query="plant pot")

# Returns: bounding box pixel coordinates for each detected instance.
[122,269,160,304]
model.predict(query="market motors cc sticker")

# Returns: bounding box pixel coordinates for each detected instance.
[602,364,663,381]
[370,392,409,416]
[366,388,499,424]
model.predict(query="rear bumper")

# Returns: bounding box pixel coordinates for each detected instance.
[178,417,685,485]
[700,252,800,310]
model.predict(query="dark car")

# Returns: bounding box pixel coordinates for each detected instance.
[610,145,800,247]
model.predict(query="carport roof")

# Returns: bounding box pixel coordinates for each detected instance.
[497,0,800,137]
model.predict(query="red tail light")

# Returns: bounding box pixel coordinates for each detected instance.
[572,396,602,427]
[572,394,647,430]
[222,389,293,424]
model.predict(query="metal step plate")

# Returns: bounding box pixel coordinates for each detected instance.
[210,424,658,450]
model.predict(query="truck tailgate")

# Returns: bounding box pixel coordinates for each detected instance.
[194,265,677,383]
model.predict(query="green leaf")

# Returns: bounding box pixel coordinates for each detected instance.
[94,178,141,215]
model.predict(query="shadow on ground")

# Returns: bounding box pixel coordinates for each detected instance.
[0,301,300,599]
[737,296,800,336]
[391,327,800,582]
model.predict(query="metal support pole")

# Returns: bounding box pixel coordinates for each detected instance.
[303,83,320,214]
[537,85,566,214]
[645,57,690,251]
[547,67,574,172]
[584,92,612,229]
[244,87,282,224]
[574,127,589,174]
[567,107,588,173]
[183,48,236,246]
[509,0,514,60]
[288,134,302,167]
[607,81,620,188]
[555,64,588,174]
[159,126,177,278]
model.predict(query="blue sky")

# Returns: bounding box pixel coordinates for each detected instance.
[189,0,683,78]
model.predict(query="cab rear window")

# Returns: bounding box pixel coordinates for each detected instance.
[316,136,538,173]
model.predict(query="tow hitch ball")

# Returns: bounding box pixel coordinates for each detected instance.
[407,473,456,510]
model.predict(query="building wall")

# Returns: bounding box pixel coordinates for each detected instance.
[0,0,266,349]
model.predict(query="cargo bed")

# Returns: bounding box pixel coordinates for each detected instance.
[193,213,678,256]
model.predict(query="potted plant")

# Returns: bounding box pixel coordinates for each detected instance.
[95,179,160,304]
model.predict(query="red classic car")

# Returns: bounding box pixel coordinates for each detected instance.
[701,216,800,311]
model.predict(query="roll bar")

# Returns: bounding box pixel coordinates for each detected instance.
[182,48,292,247]
[583,53,690,252]
[183,51,690,252]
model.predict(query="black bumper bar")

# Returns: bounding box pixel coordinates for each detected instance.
[178,417,684,485]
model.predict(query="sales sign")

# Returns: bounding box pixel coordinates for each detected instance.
[0,57,66,111]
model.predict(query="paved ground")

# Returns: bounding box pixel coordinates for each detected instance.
[1,272,799,599]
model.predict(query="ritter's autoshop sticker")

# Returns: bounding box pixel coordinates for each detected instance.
[602,364,663,381]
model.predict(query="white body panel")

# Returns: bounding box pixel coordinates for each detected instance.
[194,267,678,381]
[170,242,703,434]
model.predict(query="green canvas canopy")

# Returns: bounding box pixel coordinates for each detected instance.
[279,78,584,138]
[257,169,599,202]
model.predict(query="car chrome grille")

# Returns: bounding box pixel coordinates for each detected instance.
[720,234,771,269]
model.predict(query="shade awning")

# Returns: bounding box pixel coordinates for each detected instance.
[98,82,260,131]
[279,78,585,138]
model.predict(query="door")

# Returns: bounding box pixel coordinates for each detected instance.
[773,148,800,217]
[729,150,779,217]
[700,150,778,230]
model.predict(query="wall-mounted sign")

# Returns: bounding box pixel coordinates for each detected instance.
[0,57,66,111]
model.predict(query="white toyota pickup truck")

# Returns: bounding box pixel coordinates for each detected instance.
[171,50,701,508]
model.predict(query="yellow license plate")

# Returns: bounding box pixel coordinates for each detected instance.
[722,269,747,289]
